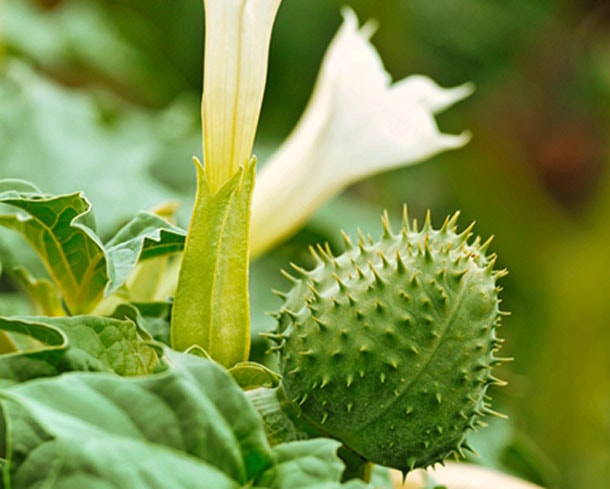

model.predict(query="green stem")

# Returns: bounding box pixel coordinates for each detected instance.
[338,446,373,483]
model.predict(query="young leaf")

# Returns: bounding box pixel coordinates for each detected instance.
[0,316,69,387]
[229,361,281,390]
[104,211,185,295]
[11,266,64,316]
[110,301,170,345]
[171,158,255,367]
[1,350,274,487]
[0,180,189,314]
[0,179,107,314]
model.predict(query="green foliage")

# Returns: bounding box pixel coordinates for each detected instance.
[257,439,365,489]
[2,1,569,485]
[0,315,158,387]
[270,211,507,473]
[11,267,64,316]
[0,350,372,489]
[110,302,172,345]
[104,210,186,295]
[0,180,107,314]
[0,179,185,314]
[0,176,378,487]
[229,361,281,391]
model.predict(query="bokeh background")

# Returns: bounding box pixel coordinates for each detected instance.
[1,1,609,488]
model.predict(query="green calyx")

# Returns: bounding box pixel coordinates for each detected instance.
[269,210,508,473]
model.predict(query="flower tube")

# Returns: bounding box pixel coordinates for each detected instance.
[171,0,281,366]
[202,0,282,192]
[250,8,473,257]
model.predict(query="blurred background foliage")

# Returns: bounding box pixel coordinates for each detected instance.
[1,0,610,488]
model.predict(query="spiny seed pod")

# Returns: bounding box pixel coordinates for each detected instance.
[269,210,508,473]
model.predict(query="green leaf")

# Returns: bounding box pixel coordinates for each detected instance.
[31,315,160,376]
[229,361,281,390]
[0,179,107,314]
[0,315,159,386]
[1,350,274,488]
[370,466,395,489]
[171,159,255,367]
[263,439,344,487]
[0,350,369,487]
[3,403,239,489]
[0,317,69,387]
[110,301,171,345]
[259,439,372,489]
[0,179,188,314]
[104,211,185,295]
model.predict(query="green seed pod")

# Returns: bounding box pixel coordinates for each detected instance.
[270,210,508,473]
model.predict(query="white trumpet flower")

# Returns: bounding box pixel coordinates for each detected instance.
[172,0,281,365]
[202,0,281,192]
[250,8,473,257]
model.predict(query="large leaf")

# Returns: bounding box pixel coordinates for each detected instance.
[0,350,372,487]
[0,180,107,314]
[3,404,239,489]
[0,315,159,387]
[259,440,374,488]
[1,351,273,488]
[260,439,349,488]
[171,159,255,367]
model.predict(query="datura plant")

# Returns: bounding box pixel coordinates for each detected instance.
[0,1,540,489]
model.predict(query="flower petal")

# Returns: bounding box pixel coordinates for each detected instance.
[250,8,472,257]
[391,75,475,113]
[397,463,544,489]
